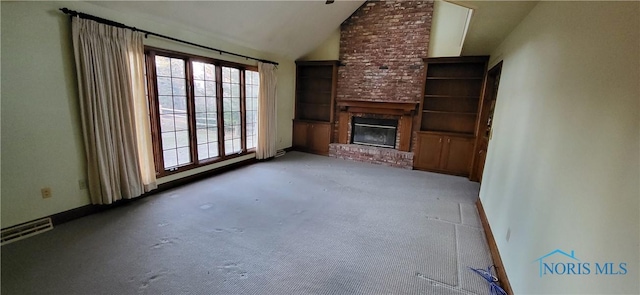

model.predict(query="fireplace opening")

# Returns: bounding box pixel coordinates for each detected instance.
[351,117,398,149]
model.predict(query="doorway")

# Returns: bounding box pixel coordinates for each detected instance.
[470,62,502,182]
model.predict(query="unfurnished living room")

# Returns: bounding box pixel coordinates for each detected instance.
[1,1,638,294]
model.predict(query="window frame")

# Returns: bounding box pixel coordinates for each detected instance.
[144,46,258,177]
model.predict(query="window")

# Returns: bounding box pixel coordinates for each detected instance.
[145,48,259,176]
[245,71,259,149]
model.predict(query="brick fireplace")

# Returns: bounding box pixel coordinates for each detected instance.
[329,100,417,168]
[329,0,434,169]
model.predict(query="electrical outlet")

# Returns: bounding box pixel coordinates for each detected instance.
[41,187,52,199]
[79,179,88,190]
[506,227,511,242]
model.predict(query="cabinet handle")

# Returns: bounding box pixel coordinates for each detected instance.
[479,150,483,154]
[439,138,442,143]
[447,138,451,143]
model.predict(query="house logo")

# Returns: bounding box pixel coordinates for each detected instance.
[534,249,628,277]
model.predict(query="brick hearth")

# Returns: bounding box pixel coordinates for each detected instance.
[329,143,414,169]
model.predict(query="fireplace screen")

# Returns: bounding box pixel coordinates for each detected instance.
[351,117,398,149]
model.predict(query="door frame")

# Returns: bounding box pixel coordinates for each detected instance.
[469,61,503,182]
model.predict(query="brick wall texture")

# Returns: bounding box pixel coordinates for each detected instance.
[329,143,414,169]
[332,0,433,167]
[337,0,434,103]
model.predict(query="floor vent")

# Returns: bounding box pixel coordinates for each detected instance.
[1,218,53,246]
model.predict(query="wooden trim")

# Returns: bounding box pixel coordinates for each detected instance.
[186,58,198,165]
[215,64,225,157]
[145,51,164,175]
[470,61,503,182]
[476,198,514,295]
[39,157,259,229]
[240,69,247,151]
[329,63,338,124]
[337,100,418,115]
[338,112,350,144]
[347,107,407,116]
[398,115,413,152]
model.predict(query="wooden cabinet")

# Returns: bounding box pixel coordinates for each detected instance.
[292,120,331,155]
[415,56,488,177]
[414,132,474,176]
[292,60,339,155]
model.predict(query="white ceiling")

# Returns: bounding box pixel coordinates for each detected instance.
[88,1,536,60]
[453,1,539,56]
[89,0,365,60]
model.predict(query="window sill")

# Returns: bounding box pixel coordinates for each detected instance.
[156,152,256,185]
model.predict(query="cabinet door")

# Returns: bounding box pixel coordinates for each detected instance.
[441,136,474,175]
[308,123,331,154]
[414,133,443,170]
[292,121,308,148]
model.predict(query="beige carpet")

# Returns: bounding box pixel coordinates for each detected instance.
[2,152,494,294]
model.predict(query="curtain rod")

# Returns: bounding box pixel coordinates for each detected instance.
[59,8,279,66]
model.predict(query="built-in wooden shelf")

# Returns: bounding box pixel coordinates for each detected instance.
[293,60,340,155]
[415,56,489,177]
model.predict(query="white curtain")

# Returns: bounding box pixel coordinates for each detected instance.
[72,17,157,205]
[256,62,277,159]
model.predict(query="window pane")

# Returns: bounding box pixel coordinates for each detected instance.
[205,81,216,97]
[194,80,205,96]
[158,95,174,113]
[207,128,217,141]
[163,149,178,168]
[175,131,189,148]
[222,67,242,155]
[195,96,206,113]
[171,59,185,78]
[177,147,190,165]
[206,96,217,113]
[160,114,175,132]
[172,78,186,96]
[155,56,171,76]
[155,55,191,170]
[208,143,218,158]
[173,96,187,114]
[174,114,188,131]
[193,60,219,162]
[193,62,205,80]
[196,128,208,145]
[232,96,240,112]
[161,132,176,150]
[206,113,217,128]
[245,70,259,149]
[205,64,215,81]
[197,144,209,160]
[157,77,172,95]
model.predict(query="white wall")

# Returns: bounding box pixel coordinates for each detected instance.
[299,28,341,61]
[1,1,296,228]
[481,1,639,294]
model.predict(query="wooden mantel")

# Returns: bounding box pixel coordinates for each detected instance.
[337,100,419,116]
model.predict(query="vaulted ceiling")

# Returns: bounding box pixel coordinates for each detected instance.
[89,0,365,60]
[89,1,537,60]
